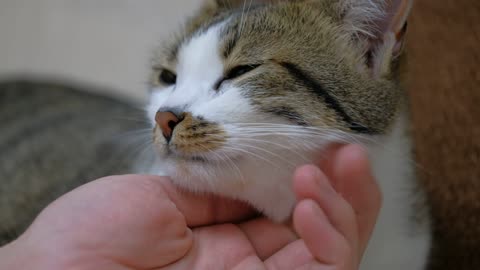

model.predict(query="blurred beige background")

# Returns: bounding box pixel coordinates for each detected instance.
[0,0,200,101]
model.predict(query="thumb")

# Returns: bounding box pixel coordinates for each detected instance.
[24,175,192,269]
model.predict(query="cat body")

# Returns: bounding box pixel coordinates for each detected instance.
[146,0,432,269]
[0,81,143,244]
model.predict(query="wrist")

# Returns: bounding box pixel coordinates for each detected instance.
[0,236,68,270]
[0,240,31,269]
[0,234,120,270]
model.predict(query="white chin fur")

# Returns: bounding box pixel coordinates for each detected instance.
[153,141,324,222]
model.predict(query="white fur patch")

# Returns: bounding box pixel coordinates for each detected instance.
[361,114,431,270]
[147,23,226,126]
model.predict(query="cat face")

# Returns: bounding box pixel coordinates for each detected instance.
[145,0,412,220]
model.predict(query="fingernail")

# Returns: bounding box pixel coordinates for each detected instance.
[342,144,369,165]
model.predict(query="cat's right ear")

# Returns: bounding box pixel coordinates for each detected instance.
[337,0,414,78]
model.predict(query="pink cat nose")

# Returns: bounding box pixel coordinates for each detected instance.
[155,111,182,141]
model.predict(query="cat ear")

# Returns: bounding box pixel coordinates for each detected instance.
[208,0,281,10]
[188,0,278,33]
[339,0,413,77]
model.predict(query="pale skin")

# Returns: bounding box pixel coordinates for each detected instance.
[0,144,381,270]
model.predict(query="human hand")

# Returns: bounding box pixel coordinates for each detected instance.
[0,144,381,270]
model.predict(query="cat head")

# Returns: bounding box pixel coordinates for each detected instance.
[145,0,413,219]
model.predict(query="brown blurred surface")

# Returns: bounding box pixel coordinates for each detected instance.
[407,0,480,268]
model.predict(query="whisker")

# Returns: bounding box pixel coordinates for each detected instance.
[112,128,153,142]
[111,116,151,124]
[238,0,249,36]
[227,142,298,168]
[214,150,245,183]
[221,145,284,170]
[225,123,423,169]
[230,137,311,163]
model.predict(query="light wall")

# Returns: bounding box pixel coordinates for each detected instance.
[0,0,200,101]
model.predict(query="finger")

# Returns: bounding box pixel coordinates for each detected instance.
[238,218,297,260]
[314,143,343,181]
[294,199,351,265]
[332,144,382,254]
[29,175,195,269]
[264,200,353,270]
[156,177,257,227]
[293,165,358,248]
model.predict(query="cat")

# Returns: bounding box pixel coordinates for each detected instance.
[0,0,432,268]
[0,81,145,245]
[144,0,432,269]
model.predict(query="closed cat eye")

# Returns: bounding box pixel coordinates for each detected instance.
[225,65,260,80]
[214,64,260,90]
[158,69,177,85]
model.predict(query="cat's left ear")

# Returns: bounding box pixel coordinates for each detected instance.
[208,0,283,10]
[340,0,414,78]
[189,0,280,33]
